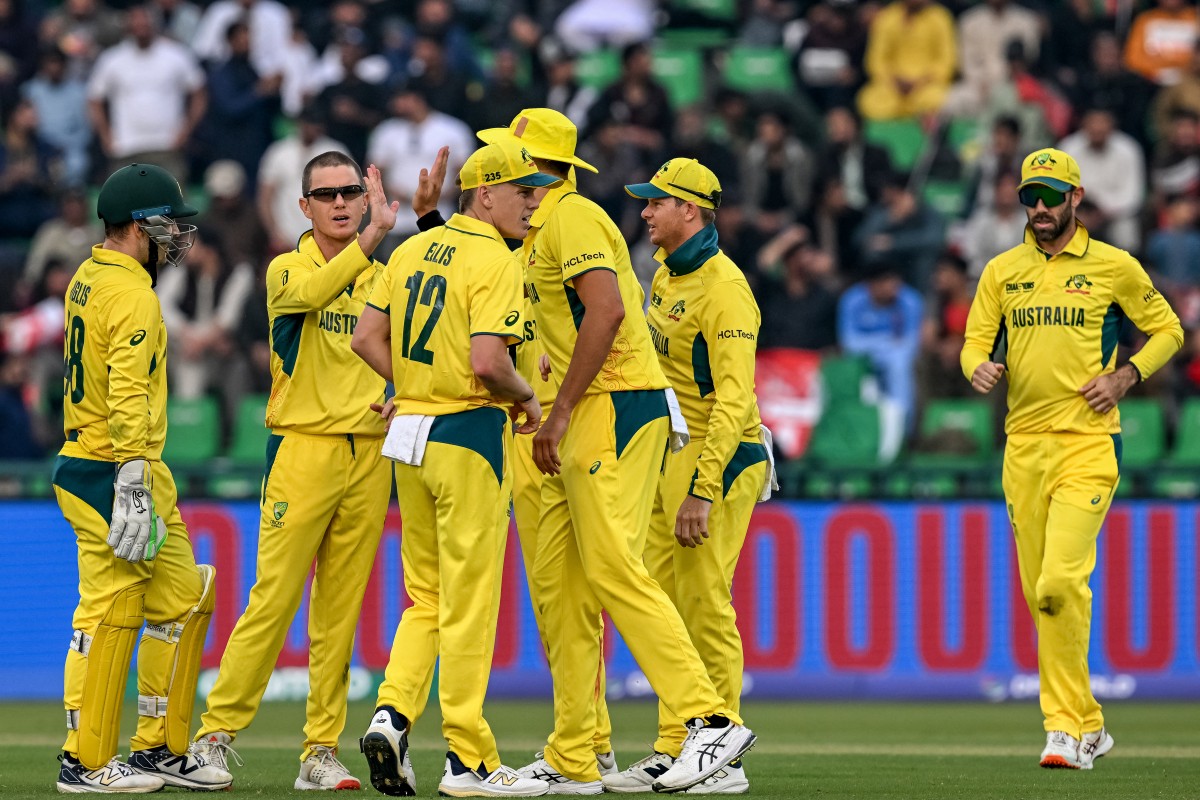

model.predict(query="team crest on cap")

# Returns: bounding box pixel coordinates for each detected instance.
[520,147,533,164]
[1029,152,1057,171]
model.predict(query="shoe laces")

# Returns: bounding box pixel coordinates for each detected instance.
[630,751,672,771]
[311,746,351,778]
[104,757,137,777]
[196,736,243,770]
[676,717,708,764]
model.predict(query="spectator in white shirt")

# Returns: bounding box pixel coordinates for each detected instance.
[367,85,472,234]
[950,0,1041,115]
[1057,106,1148,251]
[190,0,290,79]
[87,4,206,180]
[256,105,348,253]
[960,170,1028,279]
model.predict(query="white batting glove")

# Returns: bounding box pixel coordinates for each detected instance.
[107,459,163,562]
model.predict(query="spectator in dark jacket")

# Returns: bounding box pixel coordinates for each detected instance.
[854,171,944,291]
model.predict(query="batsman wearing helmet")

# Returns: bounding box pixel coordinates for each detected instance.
[962,148,1183,770]
[52,164,232,792]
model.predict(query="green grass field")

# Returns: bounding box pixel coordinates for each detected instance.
[2,699,1198,799]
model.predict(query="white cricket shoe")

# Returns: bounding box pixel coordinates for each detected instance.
[438,753,549,797]
[595,751,618,777]
[652,718,756,793]
[191,731,242,775]
[360,708,416,796]
[57,753,164,793]
[1040,730,1084,769]
[517,754,602,795]
[1080,728,1115,769]
[685,758,748,794]
[296,745,361,790]
[601,751,675,794]
[129,744,233,790]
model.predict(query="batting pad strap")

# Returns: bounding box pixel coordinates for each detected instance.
[144,621,185,644]
[67,709,79,730]
[70,629,93,657]
[138,695,168,718]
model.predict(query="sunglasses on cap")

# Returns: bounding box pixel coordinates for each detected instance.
[668,182,722,208]
[304,184,366,202]
[1017,184,1071,209]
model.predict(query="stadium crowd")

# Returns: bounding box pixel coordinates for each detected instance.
[2,0,1200,462]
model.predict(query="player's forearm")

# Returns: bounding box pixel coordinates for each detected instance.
[270,244,370,313]
[351,328,393,381]
[1129,326,1185,380]
[108,390,152,462]
[473,345,535,403]
[553,306,622,415]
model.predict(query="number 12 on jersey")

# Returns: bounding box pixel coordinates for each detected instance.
[401,270,445,365]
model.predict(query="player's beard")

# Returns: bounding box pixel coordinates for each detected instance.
[1029,206,1074,243]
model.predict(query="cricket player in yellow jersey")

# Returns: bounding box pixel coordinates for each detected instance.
[961,148,1183,770]
[193,152,440,791]
[607,158,766,795]
[511,272,618,784]
[475,109,755,795]
[52,163,232,793]
[352,135,557,798]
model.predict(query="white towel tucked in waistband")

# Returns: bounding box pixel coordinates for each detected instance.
[665,387,690,453]
[759,423,779,502]
[382,414,435,466]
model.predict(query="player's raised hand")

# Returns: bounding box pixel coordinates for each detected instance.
[365,163,400,233]
[413,146,450,218]
[971,362,1005,394]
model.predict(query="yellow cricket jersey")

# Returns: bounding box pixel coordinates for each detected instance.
[60,246,169,463]
[265,232,387,436]
[961,224,1184,435]
[367,213,524,416]
[645,225,763,501]
[515,290,556,407]
[522,176,668,395]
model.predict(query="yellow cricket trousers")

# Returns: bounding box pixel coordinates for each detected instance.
[643,438,766,757]
[53,451,203,758]
[376,407,511,772]
[1003,432,1121,740]
[511,424,612,759]
[534,390,738,782]
[198,431,389,758]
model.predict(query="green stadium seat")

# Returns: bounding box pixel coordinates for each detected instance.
[897,399,996,498]
[722,47,794,94]
[658,28,731,49]
[1152,397,1200,497]
[819,354,871,405]
[922,179,968,218]
[228,394,269,466]
[575,49,621,90]
[653,46,705,108]
[947,117,982,162]
[1117,399,1165,467]
[162,397,220,465]
[802,400,882,498]
[864,118,926,171]
[671,0,737,22]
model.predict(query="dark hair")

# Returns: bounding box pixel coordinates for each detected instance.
[538,159,572,178]
[937,250,968,274]
[621,41,650,65]
[302,151,363,195]
[994,115,1021,138]
[104,220,137,240]
[225,19,249,43]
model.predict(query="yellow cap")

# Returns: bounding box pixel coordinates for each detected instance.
[624,158,722,209]
[477,108,599,174]
[459,134,563,190]
[1019,148,1081,192]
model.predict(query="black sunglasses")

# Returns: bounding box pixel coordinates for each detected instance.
[1018,184,1070,209]
[667,182,722,208]
[305,184,366,202]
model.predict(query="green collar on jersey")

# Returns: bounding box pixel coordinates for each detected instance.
[664,223,719,276]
